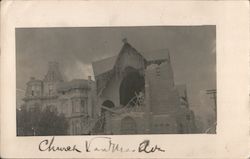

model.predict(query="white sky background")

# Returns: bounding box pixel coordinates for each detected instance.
[16,26,216,115]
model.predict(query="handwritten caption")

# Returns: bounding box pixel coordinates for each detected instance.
[39,136,166,153]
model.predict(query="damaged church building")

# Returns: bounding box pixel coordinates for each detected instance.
[92,39,196,134]
[21,39,197,135]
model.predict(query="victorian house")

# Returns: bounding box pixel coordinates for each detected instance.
[22,62,97,135]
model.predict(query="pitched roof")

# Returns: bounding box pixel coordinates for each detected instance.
[57,79,91,92]
[92,55,117,76]
[92,42,170,76]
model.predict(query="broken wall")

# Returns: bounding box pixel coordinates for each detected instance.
[145,61,181,114]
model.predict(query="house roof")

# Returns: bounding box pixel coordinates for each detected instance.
[57,79,91,92]
[92,42,170,76]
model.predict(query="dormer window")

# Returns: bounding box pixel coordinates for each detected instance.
[31,85,35,96]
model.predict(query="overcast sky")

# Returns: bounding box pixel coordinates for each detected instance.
[16,26,216,112]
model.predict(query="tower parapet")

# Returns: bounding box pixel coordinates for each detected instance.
[44,61,63,82]
[43,62,63,97]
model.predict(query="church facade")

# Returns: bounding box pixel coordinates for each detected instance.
[21,40,196,135]
[92,40,196,134]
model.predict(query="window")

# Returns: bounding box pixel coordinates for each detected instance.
[72,120,81,135]
[52,72,55,80]
[49,105,57,112]
[156,66,160,76]
[48,84,53,96]
[31,85,35,96]
[72,100,75,113]
[31,85,40,96]
[81,99,87,113]
[76,121,81,134]
[61,101,68,114]
[72,121,75,134]
[29,105,36,111]
[186,114,191,121]
[72,98,80,113]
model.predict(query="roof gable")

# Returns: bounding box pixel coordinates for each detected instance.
[112,42,146,71]
[92,41,170,77]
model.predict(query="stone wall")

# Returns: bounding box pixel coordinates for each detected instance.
[151,114,178,134]
[145,61,180,115]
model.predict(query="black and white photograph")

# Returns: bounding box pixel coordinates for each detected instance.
[16,26,216,136]
[1,1,249,158]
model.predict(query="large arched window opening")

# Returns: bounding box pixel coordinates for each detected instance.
[119,67,145,107]
[121,116,137,134]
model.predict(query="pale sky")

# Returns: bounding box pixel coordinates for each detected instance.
[16,26,216,113]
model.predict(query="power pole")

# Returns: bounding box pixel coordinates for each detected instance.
[206,89,217,120]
